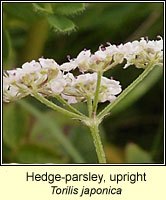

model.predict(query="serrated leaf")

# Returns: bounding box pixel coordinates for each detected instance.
[15,144,67,164]
[53,3,85,15]
[47,14,75,32]
[125,143,153,163]
[3,103,28,148]
[3,29,10,63]
[32,3,52,14]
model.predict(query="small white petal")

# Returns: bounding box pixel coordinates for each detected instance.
[39,58,59,69]
[60,62,77,72]
[61,94,78,104]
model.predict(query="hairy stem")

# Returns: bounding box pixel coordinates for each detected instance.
[98,63,156,120]
[89,122,106,163]
[32,92,87,121]
[93,71,102,113]
[87,96,93,117]
[55,94,85,116]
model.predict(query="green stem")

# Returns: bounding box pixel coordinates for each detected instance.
[98,63,156,120]
[93,71,102,113]
[32,92,87,121]
[89,122,106,163]
[87,96,93,117]
[55,94,85,116]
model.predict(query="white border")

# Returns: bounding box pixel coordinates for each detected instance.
[1,0,165,166]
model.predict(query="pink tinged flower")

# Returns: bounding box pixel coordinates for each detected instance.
[67,55,71,60]
[63,73,75,84]
[3,85,18,102]
[107,95,116,102]
[102,78,122,93]
[90,49,107,63]
[3,83,29,102]
[49,80,65,94]
[75,50,91,65]
[61,94,78,104]
[106,42,111,45]
[61,73,122,104]
[39,58,59,69]
[47,71,66,94]
[123,37,163,69]
[22,60,41,72]
[60,61,77,72]
[105,44,119,56]
[99,93,116,103]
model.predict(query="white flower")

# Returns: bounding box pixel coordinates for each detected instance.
[3,58,66,102]
[61,94,78,104]
[39,58,59,69]
[75,50,91,64]
[22,60,41,72]
[3,84,17,102]
[63,37,163,72]
[3,37,162,104]
[48,72,66,94]
[3,78,29,102]
[105,44,119,56]
[74,50,91,72]
[123,37,163,69]
[60,61,77,72]
[62,73,122,104]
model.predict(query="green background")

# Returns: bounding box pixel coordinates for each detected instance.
[3,2,164,164]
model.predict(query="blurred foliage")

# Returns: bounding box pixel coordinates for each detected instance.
[125,143,153,163]
[3,2,164,164]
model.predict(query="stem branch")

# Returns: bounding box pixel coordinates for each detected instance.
[55,94,85,116]
[32,92,87,121]
[98,63,156,120]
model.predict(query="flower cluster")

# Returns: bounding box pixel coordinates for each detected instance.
[3,59,65,102]
[62,73,121,104]
[3,37,163,103]
[122,36,163,69]
[3,59,121,103]
[60,36,163,72]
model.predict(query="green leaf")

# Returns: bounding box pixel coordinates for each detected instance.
[3,3,40,24]
[3,29,10,63]
[15,144,67,164]
[47,14,75,32]
[3,103,28,149]
[53,3,85,15]
[125,143,153,163]
[32,3,52,14]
